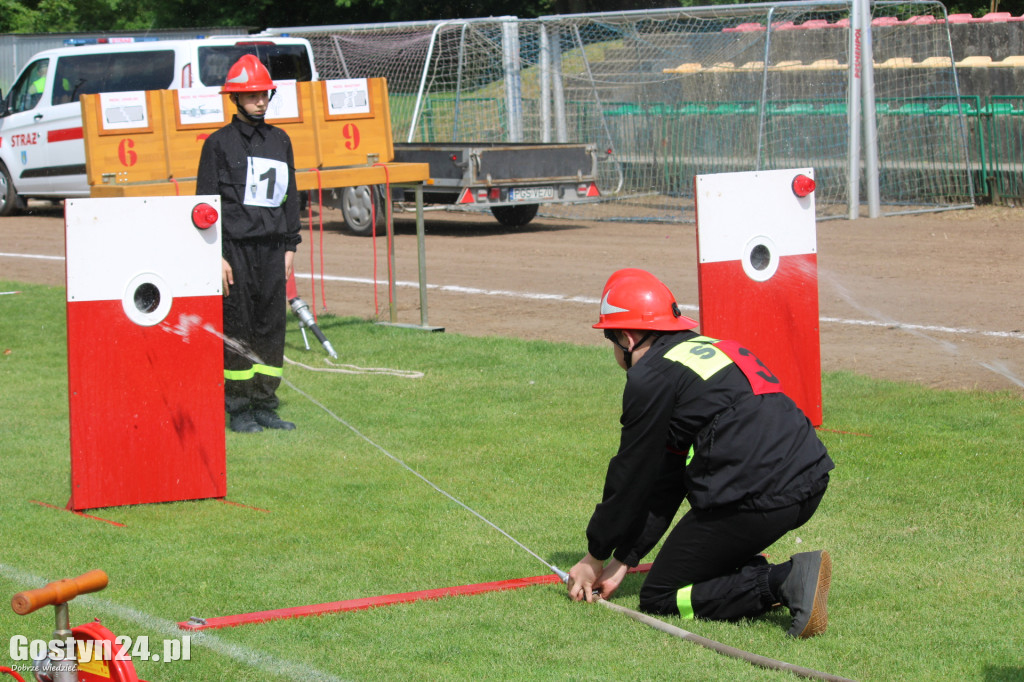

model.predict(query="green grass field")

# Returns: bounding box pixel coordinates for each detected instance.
[1,281,1022,681]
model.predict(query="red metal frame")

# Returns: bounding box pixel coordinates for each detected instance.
[72,621,142,682]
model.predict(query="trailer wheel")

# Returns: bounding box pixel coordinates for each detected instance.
[340,185,385,236]
[490,204,539,228]
[0,163,21,217]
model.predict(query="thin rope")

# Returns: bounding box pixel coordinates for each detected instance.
[314,168,327,312]
[371,188,380,317]
[375,163,395,311]
[369,164,394,320]
[283,378,563,578]
[305,188,318,323]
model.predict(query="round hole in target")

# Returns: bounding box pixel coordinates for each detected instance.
[741,235,780,282]
[122,273,173,326]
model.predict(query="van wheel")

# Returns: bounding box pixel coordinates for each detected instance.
[0,163,21,217]
[340,185,385,237]
[490,203,539,228]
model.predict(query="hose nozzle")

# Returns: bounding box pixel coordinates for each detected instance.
[289,297,338,359]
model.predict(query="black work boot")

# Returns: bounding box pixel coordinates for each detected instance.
[777,550,832,638]
[252,408,296,431]
[229,411,263,433]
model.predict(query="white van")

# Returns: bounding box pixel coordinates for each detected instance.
[0,36,318,216]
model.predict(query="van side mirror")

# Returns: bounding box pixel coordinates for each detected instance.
[0,90,7,116]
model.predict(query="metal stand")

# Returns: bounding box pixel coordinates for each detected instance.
[378,183,445,333]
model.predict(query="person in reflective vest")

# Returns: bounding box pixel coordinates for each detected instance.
[196,55,301,433]
[567,268,835,638]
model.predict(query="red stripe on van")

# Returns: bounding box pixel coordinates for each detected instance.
[48,127,84,143]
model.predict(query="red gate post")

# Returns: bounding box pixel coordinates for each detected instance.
[694,168,823,426]
[65,196,226,509]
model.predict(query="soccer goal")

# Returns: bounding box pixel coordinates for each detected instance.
[269,0,974,223]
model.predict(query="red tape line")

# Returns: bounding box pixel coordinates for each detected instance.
[217,498,271,513]
[178,564,652,631]
[30,500,126,527]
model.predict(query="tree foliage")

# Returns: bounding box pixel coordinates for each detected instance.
[0,0,1013,34]
[1,0,159,33]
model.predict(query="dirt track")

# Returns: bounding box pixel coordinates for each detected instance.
[2,201,1022,393]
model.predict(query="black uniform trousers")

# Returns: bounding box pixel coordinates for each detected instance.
[638,486,826,620]
[222,238,288,416]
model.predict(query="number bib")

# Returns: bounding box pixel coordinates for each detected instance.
[664,336,783,395]
[244,157,288,208]
[710,339,783,395]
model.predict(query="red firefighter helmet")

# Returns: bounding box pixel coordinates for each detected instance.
[221,55,277,94]
[593,268,698,331]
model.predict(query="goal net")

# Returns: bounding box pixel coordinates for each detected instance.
[274,1,973,223]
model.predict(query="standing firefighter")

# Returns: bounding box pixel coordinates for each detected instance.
[197,55,301,433]
[567,268,835,638]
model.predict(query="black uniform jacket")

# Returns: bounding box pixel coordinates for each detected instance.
[586,330,834,565]
[196,116,301,250]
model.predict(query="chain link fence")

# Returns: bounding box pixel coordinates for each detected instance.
[271,1,974,223]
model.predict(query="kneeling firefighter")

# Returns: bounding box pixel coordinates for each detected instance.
[567,268,835,638]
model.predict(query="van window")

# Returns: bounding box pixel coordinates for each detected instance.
[197,45,313,87]
[6,59,49,113]
[53,50,176,105]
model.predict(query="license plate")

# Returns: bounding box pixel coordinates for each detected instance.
[508,187,555,202]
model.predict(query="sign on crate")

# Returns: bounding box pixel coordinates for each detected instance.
[81,79,429,198]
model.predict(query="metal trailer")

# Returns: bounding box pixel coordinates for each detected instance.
[334,141,602,235]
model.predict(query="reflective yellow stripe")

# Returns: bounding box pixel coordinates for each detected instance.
[686,445,695,466]
[253,363,283,377]
[676,584,695,619]
[663,335,733,381]
[224,364,282,381]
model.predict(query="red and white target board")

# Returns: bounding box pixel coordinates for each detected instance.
[694,168,822,425]
[66,196,226,510]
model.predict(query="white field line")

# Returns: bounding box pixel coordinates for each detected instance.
[297,273,1024,342]
[0,252,64,260]
[0,563,347,682]
[2,250,1019,342]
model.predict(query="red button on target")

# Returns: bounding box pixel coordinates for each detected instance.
[192,203,219,229]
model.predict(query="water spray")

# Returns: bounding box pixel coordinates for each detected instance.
[822,268,1024,389]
